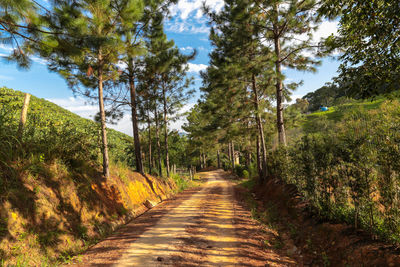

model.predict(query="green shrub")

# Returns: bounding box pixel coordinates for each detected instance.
[268,100,400,244]
[234,164,247,177]
[171,173,188,192]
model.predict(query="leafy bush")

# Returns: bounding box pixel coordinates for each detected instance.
[170,173,188,192]
[268,101,400,244]
[234,164,246,177]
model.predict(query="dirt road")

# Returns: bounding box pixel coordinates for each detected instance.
[73,170,295,266]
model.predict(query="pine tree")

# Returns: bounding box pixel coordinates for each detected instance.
[0,0,54,68]
[117,0,146,174]
[254,0,322,146]
[116,0,177,174]
[141,13,194,177]
[38,0,126,178]
[320,0,400,97]
[205,0,275,181]
[160,50,194,177]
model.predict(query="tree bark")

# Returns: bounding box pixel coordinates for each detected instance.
[274,4,287,146]
[228,143,232,168]
[252,74,268,181]
[154,106,162,176]
[97,54,110,179]
[246,149,251,168]
[230,141,235,173]
[18,93,31,140]
[217,149,221,169]
[128,60,143,173]
[256,135,262,179]
[162,85,170,177]
[147,106,152,174]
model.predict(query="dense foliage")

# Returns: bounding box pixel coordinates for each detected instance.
[0,87,132,170]
[268,101,400,243]
[181,0,400,246]
[320,0,400,98]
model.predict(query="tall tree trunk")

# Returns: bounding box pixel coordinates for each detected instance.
[230,141,235,173]
[203,153,206,168]
[252,74,268,181]
[18,93,30,140]
[217,149,221,169]
[199,152,203,169]
[274,5,287,146]
[162,85,170,177]
[246,149,251,168]
[147,107,152,174]
[128,61,143,173]
[97,56,110,179]
[155,106,162,176]
[256,135,262,179]
[228,143,232,167]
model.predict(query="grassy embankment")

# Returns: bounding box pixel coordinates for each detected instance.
[0,87,196,266]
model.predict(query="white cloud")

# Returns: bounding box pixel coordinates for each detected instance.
[280,19,339,59]
[0,44,13,52]
[116,61,128,70]
[170,102,196,131]
[48,97,98,120]
[313,20,339,43]
[47,97,193,136]
[166,0,224,34]
[166,20,209,34]
[112,114,133,135]
[180,46,194,51]
[0,75,14,81]
[187,63,207,73]
[169,0,224,20]
[31,56,47,65]
[180,45,207,52]
[285,94,304,105]
[48,97,134,135]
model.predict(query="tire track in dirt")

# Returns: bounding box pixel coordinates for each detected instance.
[170,173,238,266]
[72,170,297,266]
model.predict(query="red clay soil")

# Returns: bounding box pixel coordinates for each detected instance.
[68,171,399,266]
[68,171,298,266]
[67,186,203,266]
[249,178,400,267]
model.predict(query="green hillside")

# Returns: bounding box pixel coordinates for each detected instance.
[302,98,385,130]
[269,97,400,244]
[0,87,185,265]
[0,87,133,166]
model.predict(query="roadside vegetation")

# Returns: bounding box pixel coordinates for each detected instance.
[183,0,400,247]
[0,87,201,265]
[270,99,400,243]
[1,0,400,265]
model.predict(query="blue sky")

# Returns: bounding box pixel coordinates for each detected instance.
[0,0,340,136]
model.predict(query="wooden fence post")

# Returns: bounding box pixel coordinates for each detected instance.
[18,93,31,140]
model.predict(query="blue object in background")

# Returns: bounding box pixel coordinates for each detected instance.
[320,106,329,111]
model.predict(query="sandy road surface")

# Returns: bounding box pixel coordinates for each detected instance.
[73,170,295,266]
